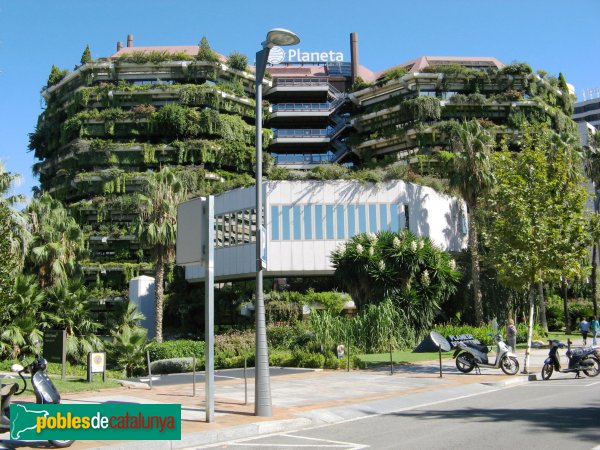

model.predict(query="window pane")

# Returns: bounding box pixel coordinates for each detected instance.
[404,204,410,230]
[390,204,399,231]
[293,206,302,240]
[315,205,323,239]
[304,205,312,240]
[380,204,388,231]
[336,205,345,239]
[347,205,356,237]
[358,205,366,233]
[282,206,291,240]
[326,205,334,239]
[271,205,280,240]
[369,204,377,232]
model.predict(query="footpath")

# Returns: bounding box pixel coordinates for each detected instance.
[1,349,552,449]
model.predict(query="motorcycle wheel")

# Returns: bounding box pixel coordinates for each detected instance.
[456,353,475,373]
[541,363,553,380]
[500,356,520,375]
[583,357,600,378]
[49,440,74,448]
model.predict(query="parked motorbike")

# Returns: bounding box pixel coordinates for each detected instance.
[453,333,520,375]
[0,352,74,448]
[541,339,600,380]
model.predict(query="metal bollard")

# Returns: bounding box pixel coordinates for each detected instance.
[146,351,152,390]
[192,355,196,397]
[244,358,248,405]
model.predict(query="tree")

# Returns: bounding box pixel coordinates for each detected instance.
[441,120,495,325]
[196,36,219,63]
[80,44,92,64]
[25,193,85,288]
[584,131,600,319]
[0,204,17,317]
[134,168,187,342]
[227,51,248,71]
[486,126,589,370]
[47,65,69,87]
[330,230,460,334]
[0,163,30,270]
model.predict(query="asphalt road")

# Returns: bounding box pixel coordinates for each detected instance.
[210,376,600,450]
[130,366,315,387]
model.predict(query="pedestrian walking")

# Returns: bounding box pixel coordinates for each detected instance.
[506,319,517,352]
[578,317,590,346]
[591,316,599,346]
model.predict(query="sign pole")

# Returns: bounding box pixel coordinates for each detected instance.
[205,196,215,423]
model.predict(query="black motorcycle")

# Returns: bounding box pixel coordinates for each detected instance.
[0,355,74,447]
[541,339,600,380]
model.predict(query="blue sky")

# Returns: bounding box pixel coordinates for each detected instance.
[1,0,599,200]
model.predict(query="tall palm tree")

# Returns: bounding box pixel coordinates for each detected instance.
[134,168,187,342]
[443,120,495,325]
[26,193,85,287]
[0,163,30,270]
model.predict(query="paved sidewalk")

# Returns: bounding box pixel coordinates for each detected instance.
[0,348,554,449]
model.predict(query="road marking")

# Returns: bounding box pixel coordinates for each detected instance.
[215,375,240,379]
[209,433,368,449]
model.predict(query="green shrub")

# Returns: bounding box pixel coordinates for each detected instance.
[227,52,248,71]
[150,357,195,374]
[324,352,342,369]
[147,340,204,360]
[268,324,305,348]
[569,300,594,325]
[269,349,295,367]
[293,350,325,368]
[546,294,565,331]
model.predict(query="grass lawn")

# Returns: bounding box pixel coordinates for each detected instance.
[356,350,454,366]
[1,376,121,394]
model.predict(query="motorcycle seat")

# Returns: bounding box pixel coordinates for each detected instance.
[465,343,489,353]
[0,383,18,396]
[568,348,591,357]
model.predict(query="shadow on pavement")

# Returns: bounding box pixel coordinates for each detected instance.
[388,402,600,444]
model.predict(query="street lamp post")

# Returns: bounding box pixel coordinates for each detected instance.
[254,28,299,417]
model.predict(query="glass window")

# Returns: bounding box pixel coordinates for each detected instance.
[380,204,388,230]
[250,208,257,242]
[369,204,377,232]
[336,205,345,239]
[390,204,399,231]
[358,205,366,233]
[404,204,410,230]
[347,205,356,237]
[271,205,280,240]
[304,205,312,239]
[282,206,291,240]
[326,205,334,239]
[315,205,323,239]
[293,206,302,240]
[243,210,251,244]
[215,215,224,247]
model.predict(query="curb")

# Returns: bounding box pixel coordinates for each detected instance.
[480,375,531,387]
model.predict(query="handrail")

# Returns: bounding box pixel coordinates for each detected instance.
[272,103,330,112]
[274,152,335,165]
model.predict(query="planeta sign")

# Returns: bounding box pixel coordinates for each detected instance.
[268,46,345,64]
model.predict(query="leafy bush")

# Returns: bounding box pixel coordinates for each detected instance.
[569,300,594,325]
[197,37,219,62]
[227,52,248,71]
[47,65,69,87]
[269,349,295,367]
[150,357,195,374]
[293,349,325,368]
[147,339,204,360]
[305,289,349,313]
[501,62,533,75]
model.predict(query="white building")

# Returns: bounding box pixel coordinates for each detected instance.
[184,180,467,282]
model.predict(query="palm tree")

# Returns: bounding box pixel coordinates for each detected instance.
[134,168,187,342]
[26,193,85,287]
[0,163,30,270]
[443,120,495,325]
[109,325,149,377]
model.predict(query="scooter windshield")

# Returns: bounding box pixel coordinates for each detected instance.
[32,371,61,404]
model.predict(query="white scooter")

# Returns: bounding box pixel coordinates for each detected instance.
[453,333,520,375]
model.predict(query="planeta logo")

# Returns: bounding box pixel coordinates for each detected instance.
[268,46,286,64]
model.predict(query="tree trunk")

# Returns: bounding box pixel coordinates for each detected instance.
[593,243,599,318]
[523,283,536,374]
[467,205,484,326]
[537,274,548,333]
[154,251,165,343]
[562,278,570,334]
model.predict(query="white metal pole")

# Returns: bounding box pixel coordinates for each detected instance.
[205,196,215,422]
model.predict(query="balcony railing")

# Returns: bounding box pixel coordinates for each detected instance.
[272,103,330,112]
[273,129,328,138]
[273,77,329,87]
[274,152,334,165]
